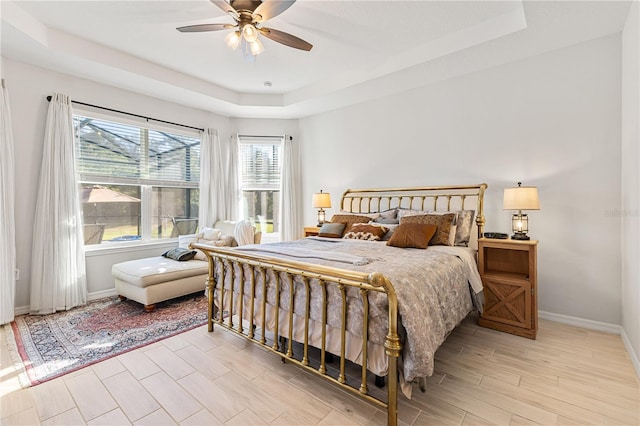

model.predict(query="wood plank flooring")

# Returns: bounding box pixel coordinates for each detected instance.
[1,313,638,425]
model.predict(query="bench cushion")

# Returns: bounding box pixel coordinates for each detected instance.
[112,257,208,289]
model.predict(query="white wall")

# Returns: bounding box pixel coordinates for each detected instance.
[299,35,623,325]
[621,1,640,371]
[229,117,298,139]
[1,58,231,310]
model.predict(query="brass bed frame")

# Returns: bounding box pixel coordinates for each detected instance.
[192,183,487,426]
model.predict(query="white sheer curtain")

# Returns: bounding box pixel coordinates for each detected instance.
[198,128,225,227]
[199,129,240,226]
[30,93,86,315]
[226,135,239,221]
[279,136,302,241]
[0,80,16,324]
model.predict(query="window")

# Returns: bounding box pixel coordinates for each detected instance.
[74,113,200,245]
[238,136,283,240]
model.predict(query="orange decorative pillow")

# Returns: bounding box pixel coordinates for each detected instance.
[343,223,388,241]
[386,223,437,249]
[399,213,456,246]
[329,214,376,236]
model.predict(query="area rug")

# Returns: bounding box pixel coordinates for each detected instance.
[6,293,207,386]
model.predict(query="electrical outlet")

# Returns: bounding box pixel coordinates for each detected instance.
[15,268,19,281]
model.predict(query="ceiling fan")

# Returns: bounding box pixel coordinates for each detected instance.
[177,0,313,57]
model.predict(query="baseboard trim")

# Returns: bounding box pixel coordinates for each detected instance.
[87,288,118,301]
[540,310,640,379]
[620,327,640,380]
[539,310,621,334]
[12,289,118,317]
[14,305,29,316]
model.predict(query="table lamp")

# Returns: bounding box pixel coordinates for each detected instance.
[503,182,540,240]
[312,190,331,227]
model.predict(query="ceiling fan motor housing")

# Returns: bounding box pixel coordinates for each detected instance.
[230,0,262,14]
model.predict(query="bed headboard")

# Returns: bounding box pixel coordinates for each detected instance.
[339,183,488,249]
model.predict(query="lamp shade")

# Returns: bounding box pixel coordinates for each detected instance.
[312,191,332,209]
[503,186,540,210]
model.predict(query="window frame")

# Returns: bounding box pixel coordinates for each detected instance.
[74,107,201,249]
[237,135,284,240]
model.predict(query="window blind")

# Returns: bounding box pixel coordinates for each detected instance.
[74,115,200,186]
[238,137,282,190]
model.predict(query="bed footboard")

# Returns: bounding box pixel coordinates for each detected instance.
[190,243,401,426]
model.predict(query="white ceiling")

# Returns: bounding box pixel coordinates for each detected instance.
[0,1,632,119]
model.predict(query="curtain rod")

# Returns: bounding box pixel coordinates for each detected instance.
[46,95,204,132]
[237,134,291,140]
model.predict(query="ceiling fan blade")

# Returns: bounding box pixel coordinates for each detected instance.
[209,0,238,17]
[177,23,236,32]
[253,1,295,22]
[259,27,312,51]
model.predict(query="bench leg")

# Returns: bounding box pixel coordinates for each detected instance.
[144,304,156,312]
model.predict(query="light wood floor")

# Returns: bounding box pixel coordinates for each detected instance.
[1,313,638,425]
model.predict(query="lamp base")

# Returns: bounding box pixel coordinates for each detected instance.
[316,208,326,228]
[511,233,530,240]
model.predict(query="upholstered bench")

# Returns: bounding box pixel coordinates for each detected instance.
[112,256,208,312]
[111,220,261,311]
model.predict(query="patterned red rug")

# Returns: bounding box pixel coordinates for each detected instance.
[7,293,207,386]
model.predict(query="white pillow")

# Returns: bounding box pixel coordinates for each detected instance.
[213,235,235,247]
[234,220,256,246]
[396,209,427,220]
[199,227,222,241]
[448,224,457,246]
[178,233,198,249]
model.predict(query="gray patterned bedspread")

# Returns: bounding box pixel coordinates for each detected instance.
[227,237,477,384]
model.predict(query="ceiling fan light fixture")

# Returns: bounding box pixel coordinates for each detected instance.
[242,24,259,43]
[240,37,255,60]
[250,38,264,55]
[225,30,241,50]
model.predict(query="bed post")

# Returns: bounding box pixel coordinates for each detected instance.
[476,183,488,239]
[370,272,400,426]
[205,254,215,332]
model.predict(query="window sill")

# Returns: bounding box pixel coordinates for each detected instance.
[83,239,177,257]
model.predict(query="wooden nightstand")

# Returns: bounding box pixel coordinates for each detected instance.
[304,226,321,237]
[478,238,538,339]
